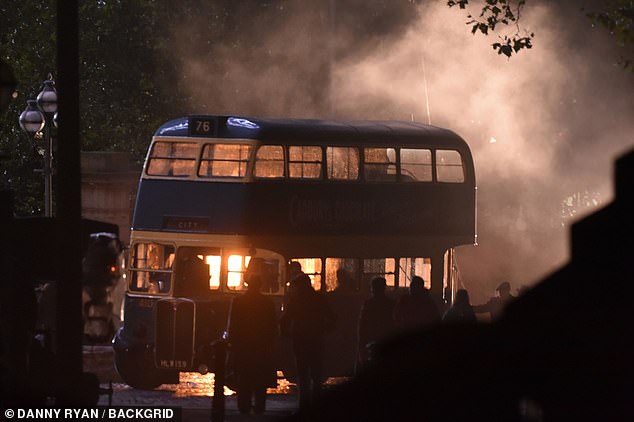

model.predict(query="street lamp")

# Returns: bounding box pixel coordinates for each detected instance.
[19,76,58,217]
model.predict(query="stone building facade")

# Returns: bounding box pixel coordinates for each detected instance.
[81,152,140,245]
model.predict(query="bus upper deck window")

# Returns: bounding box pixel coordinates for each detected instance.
[400,148,432,182]
[436,150,465,183]
[255,145,284,178]
[147,142,197,177]
[198,143,252,178]
[327,147,359,180]
[289,146,322,179]
[364,148,396,182]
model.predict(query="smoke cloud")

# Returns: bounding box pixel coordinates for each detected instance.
[167,0,634,302]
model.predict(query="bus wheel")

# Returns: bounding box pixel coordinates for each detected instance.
[113,332,178,390]
[113,345,178,390]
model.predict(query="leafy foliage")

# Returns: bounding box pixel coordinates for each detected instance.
[587,0,634,71]
[447,0,534,57]
[0,0,187,215]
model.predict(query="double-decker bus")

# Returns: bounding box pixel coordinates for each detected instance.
[113,115,476,389]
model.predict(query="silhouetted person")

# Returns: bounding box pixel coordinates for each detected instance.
[334,268,355,292]
[357,277,395,364]
[280,273,335,410]
[283,148,634,422]
[442,289,477,324]
[473,281,515,321]
[226,274,277,415]
[173,249,210,297]
[287,261,304,284]
[393,276,440,330]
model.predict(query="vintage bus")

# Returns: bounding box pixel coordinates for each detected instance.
[113,115,476,389]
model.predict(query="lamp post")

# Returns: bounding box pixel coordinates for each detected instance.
[19,77,58,217]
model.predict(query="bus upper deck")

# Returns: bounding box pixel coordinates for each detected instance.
[133,116,476,258]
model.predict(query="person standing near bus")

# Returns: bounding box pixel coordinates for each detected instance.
[173,248,209,297]
[393,276,440,330]
[473,281,515,321]
[357,277,395,364]
[442,289,477,324]
[226,274,277,415]
[280,273,336,410]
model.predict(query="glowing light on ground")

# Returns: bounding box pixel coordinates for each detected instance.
[156,372,294,397]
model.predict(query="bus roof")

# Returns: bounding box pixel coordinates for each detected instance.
[155,116,469,148]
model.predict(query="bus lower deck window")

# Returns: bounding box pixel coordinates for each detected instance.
[290,258,323,291]
[363,258,396,287]
[399,257,432,289]
[325,258,359,292]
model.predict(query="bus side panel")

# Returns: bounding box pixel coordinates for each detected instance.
[132,180,475,238]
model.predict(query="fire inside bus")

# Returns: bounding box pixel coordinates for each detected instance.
[113,115,476,389]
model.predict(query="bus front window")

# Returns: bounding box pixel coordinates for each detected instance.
[199,143,252,178]
[147,142,197,177]
[129,242,175,294]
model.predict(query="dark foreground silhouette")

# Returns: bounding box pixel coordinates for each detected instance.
[287,149,634,421]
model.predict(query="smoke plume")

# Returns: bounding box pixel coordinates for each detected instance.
[167,0,634,302]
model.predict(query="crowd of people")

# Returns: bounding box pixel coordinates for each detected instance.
[225,261,518,415]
